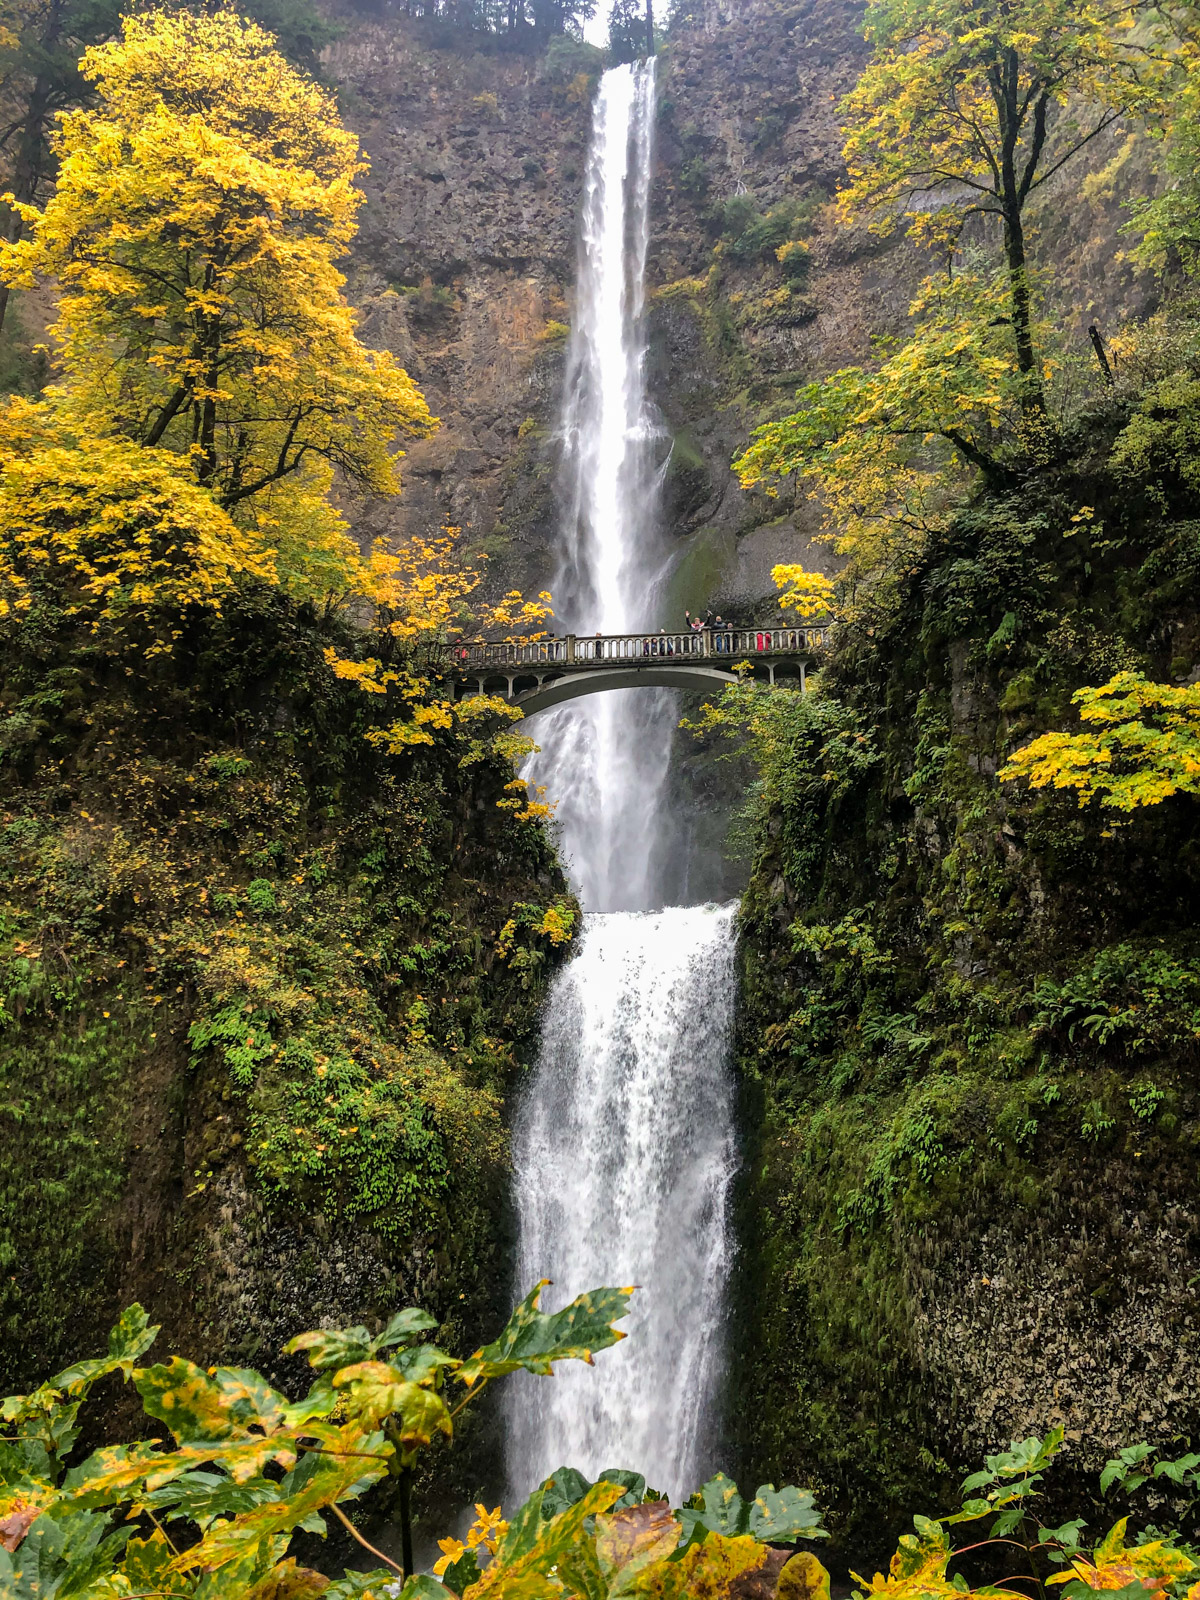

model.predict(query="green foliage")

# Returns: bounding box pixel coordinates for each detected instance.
[535,32,604,84]
[718,0,1200,1545]
[683,681,878,893]
[606,0,647,64]
[0,997,143,1371]
[716,195,819,263]
[456,1281,631,1383]
[0,575,572,1384]
[723,442,1200,1540]
[14,1312,1193,1600]
[1101,1442,1200,1506]
[0,1287,634,1596]
[677,1473,826,1546]
[1030,942,1200,1057]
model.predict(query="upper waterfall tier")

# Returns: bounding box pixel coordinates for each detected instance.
[521,59,678,914]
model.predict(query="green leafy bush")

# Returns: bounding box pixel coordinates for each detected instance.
[715,196,822,263]
[0,1290,832,1599]
[1031,942,1200,1057]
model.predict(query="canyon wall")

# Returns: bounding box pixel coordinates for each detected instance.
[330,0,1155,619]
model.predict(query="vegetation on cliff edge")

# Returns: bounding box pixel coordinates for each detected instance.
[693,0,1200,1553]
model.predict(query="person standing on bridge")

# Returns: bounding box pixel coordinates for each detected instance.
[595,631,603,660]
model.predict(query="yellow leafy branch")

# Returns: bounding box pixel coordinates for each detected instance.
[1000,672,1200,813]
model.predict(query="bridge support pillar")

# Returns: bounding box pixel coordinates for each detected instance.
[566,634,576,663]
[800,662,807,693]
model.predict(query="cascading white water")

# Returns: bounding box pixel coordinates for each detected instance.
[522,59,675,911]
[505,61,738,1506]
[506,906,738,1502]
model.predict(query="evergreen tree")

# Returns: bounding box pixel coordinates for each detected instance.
[607,0,644,60]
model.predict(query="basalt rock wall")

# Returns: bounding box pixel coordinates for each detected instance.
[329,0,1157,621]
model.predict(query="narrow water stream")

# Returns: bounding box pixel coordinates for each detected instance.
[506,61,738,1505]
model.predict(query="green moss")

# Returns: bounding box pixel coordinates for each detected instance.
[729,447,1200,1557]
[0,584,571,1386]
[0,996,146,1378]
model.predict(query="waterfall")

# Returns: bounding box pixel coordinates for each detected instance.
[505,61,737,1506]
[506,906,738,1502]
[522,59,675,912]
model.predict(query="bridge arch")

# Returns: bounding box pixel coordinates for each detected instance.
[451,626,825,715]
[513,664,742,717]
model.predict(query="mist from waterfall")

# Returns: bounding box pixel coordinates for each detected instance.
[505,61,738,1506]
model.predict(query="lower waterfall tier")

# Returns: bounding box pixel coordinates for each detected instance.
[505,903,738,1504]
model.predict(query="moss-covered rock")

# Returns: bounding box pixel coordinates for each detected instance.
[729,418,1200,1563]
[0,583,572,1398]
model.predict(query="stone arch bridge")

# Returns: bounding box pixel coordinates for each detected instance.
[451,626,828,717]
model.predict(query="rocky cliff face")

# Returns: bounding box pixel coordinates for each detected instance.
[326,25,593,598]
[314,0,1190,1545]
[327,4,872,611]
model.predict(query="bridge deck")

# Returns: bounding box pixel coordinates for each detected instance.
[451,626,827,714]
[455,625,827,671]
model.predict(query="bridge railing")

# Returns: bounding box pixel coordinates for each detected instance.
[455,626,828,671]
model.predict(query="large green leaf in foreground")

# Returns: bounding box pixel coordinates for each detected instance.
[457,1282,633,1384]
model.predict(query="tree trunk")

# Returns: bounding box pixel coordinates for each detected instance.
[196,318,221,483]
[645,0,653,55]
[0,73,56,337]
[1089,322,1114,384]
[995,46,1043,410]
[0,0,66,338]
[1003,206,1039,396]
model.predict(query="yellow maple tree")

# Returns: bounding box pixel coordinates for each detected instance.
[1001,672,1200,813]
[734,0,1173,607]
[0,436,273,642]
[0,9,553,811]
[772,562,837,619]
[0,8,433,613]
[324,527,553,810]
